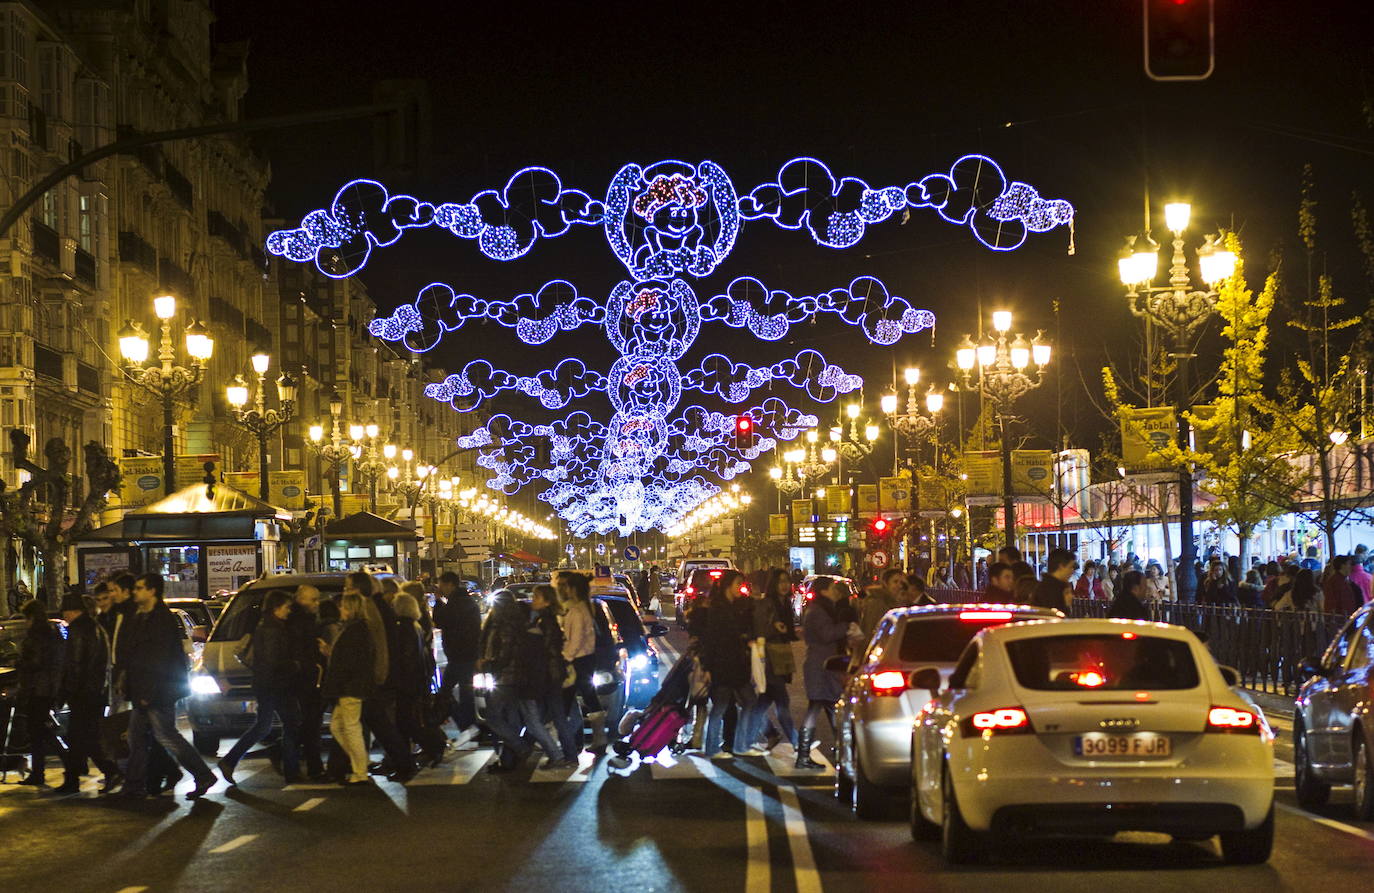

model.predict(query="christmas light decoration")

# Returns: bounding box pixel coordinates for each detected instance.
[270,154,1071,535]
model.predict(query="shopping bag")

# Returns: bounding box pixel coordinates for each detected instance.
[766,641,796,677]
[750,639,767,694]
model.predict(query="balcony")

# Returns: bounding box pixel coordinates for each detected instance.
[118,230,157,273]
[33,343,63,382]
[207,210,250,260]
[164,160,194,210]
[74,247,97,285]
[158,258,194,298]
[209,295,245,332]
[32,220,60,266]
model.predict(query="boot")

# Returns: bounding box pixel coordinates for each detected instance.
[794,731,822,770]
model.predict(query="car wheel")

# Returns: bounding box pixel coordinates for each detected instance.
[1294,720,1331,808]
[192,731,219,756]
[1218,804,1274,865]
[940,765,983,864]
[1353,734,1374,821]
[853,739,898,820]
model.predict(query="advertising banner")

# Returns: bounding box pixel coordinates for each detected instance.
[1189,404,1219,458]
[768,513,789,540]
[176,454,221,489]
[205,544,258,595]
[791,498,814,525]
[1121,407,1176,470]
[118,457,164,507]
[1011,449,1055,501]
[825,487,850,517]
[962,451,1002,505]
[878,476,910,512]
[856,484,878,515]
[917,473,947,518]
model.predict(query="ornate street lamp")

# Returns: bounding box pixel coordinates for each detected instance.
[118,294,214,492]
[882,366,945,571]
[225,350,297,501]
[1118,200,1235,602]
[955,310,1051,549]
[348,421,386,512]
[832,402,880,462]
[796,429,838,483]
[306,390,352,520]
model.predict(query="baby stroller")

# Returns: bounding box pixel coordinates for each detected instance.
[606,649,704,775]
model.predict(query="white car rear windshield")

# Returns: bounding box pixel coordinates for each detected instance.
[898,616,1036,663]
[1005,634,1200,691]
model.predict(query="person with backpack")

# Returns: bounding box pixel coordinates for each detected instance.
[219,589,302,786]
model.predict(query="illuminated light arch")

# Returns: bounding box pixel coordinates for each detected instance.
[269,155,1073,534]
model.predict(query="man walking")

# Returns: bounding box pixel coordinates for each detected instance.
[1031,549,1076,611]
[288,585,328,779]
[432,572,481,743]
[982,561,1015,603]
[56,591,121,794]
[859,568,911,641]
[118,573,217,800]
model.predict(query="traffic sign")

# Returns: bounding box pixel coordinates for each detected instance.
[624,545,641,561]
[869,550,889,568]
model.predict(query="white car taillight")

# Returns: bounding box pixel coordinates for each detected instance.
[961,707,1032,737]
[1206,705,1261,734]
[868,670,908,697]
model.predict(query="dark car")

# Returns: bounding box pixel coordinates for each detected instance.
[595,594,668,710]
[1293,603,1374,818]
[675,567,732,627]
[166,597,214,642]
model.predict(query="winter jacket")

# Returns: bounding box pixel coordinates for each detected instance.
[432,592,482,663]
[250,614,299,696]
[859,589,906,640]
[1073,576,1106,600]
[752,593,797,644]
[801,596,849,702]
[1030,577,1071,611]
[1199,578,1238,606]
[394,618,432,698]
[516,607,566,700]
[482,599,530,686]
[61,612,110,704]
[693,596,751,688]
[18,622,63,701]
[1107,590,1151,621]
[1324,575,1363,616]
[121,602,190,707]
[371,593,403,690]
[559,600,597,663]
[286,605,325,690]
[322,618,376,701]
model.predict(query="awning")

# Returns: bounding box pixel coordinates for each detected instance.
[83,482,291,542]
[324,511,420,541]
[502,548,546,565]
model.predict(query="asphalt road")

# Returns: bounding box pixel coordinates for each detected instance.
[2,627,1373,893]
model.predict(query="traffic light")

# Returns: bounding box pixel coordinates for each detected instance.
[1144,0,1214,82]
[871,517,891,538]
[734,414,754,451]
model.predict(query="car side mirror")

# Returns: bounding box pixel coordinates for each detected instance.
[823,654,851,674]
[908,666,942,697]
[1300,657,1325,679]
[647,622,669,637]
[1217,665,1240,687]
[191,626,208,643]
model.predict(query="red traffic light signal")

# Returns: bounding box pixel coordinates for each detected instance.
[735,415,752,433]
[872,518,890,535]
[734,415,754,451]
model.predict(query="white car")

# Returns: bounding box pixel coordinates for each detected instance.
[909,618,1275,865]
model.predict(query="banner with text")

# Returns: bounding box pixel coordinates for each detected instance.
[118,457,164,507]
[962,451,1003,505]
[826,488,850,517]
[856,484,879,515]
[768,513,789,540]
[917,473,948,518]
[878,476,910,512]
[176,454,221,490]
[791,498,814,525]
[1011,449,1055,501]
[1121,407,1176,471]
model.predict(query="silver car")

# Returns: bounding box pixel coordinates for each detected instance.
[834,603,1062,819]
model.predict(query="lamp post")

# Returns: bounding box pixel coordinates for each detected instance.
[832,402,881,463]
[118,294,215,492]
[795,429,838,484]
[882,367,944,574]
[348,421,385,512]
[225,350,297,501]
[306,392,352,520]
[955,310,1051,550]
[1118,201,1236,602]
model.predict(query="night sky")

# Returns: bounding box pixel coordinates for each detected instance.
[214,0,1374,479]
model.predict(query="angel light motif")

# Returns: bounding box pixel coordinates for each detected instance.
[267,154,1073,535]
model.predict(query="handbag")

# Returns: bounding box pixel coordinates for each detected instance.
[100,709,132,762]
[765,641,795,677]
[687,654,711,703]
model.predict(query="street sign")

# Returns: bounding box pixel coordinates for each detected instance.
[623,545,640,561]
[869,550,889,568]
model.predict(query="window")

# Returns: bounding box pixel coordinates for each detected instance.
[1005,634,1200,691]
[1325,618,1361,670]
[948,644,979,689]
[898,615,1032,664]
[39,188,57,229]
[78,194,94,252]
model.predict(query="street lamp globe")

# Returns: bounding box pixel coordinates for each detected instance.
[276,372,298,405]
[308,424,324,442]
[926,389,945,413]
[806,429,818,444]
[250,351,271,374]
[904,367,920,386]
[991,310,1012,333]
[1197,234,1238,286]
[1010,334,1031,370]
[402,448,413,462]
[383,443,397,460]
[184,320,214,361]
[821,446,838,463]
[225,376,249,408]
[365,422,379,439]
[864,423,880,442]
[845,403,861,420]
[880,393,898,415]
[1032,338,1052,367]
[976,338,996,367]
[349,424,365,441]
[955,336,976,371]
[387,465,400,480]
[153,294,177,320]
[1164,201,1192,234]
[828,427,842,442]
[118,321,150,364]
[1331,430,1350,446]
[769,466,783,480]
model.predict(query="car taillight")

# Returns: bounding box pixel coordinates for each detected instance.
[684,586,694,596]
[1206,706,1260,734]
[868,670,907,696]
[709,570,723,579]
[960,707,1032,737]
[958,610,1012,622]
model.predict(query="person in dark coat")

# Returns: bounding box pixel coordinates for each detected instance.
[530,585,578,765]
[219,589,302,786]
[346,572,416,782]
[57,591,121,794]
[1198,560,1238,606]
[797,576,852,769]
[744,568,799,751]
[691,570,757,758]
[480,590,547,771]
[323,593,376,785]
[392,593,447,767]
[1108,570,1152,621]
[17,599,65,786]
[119,574,216,800]
[432,572,481,736]
[286,585,327,780]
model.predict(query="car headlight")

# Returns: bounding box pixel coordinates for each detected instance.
[592,671,614,687]
[189,674,221,696]
[473,672,495,690]
[628,653,649,671]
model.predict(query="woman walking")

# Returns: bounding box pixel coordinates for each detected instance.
[16,599,66,786]
[796,576,852,770]
[323,593,376,785]
[219,590,301,786]
[746,568,798,752]
[392,592,447,767]
[556,572,603,749]
[693,570,757,759]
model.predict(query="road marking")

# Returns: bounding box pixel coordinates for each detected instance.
[293,797,326,812]
[765,749,834,778]
[529,749,597,784]
[404,748,495,786]
[775,785,822,893]
[744,785,770,891]
[1278,802,1374,840]
[658,638,681,666]
[114,887,149,893]
[208,834,258,854]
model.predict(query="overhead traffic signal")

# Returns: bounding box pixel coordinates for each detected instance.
[734,414,754,451]
[1144,0,1214,82]
[871,517,891,538]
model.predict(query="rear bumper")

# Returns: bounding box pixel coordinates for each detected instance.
[992,802,1248,836]
[857,716,916,786]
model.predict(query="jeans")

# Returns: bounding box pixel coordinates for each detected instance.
[442,659,477,730]
[224,690,300,779]
[548,689,581,760]
[329,697,369,782]
[296,686,325,775]
[485,686,563,762]
[705,683,757,756]
[64,696,118,781]
[746,678,797,748]
[125,702,212,794]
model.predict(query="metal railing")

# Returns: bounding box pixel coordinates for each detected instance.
[1070,598,1347,697]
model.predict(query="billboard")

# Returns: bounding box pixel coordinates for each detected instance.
[1011,449,1055,501]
